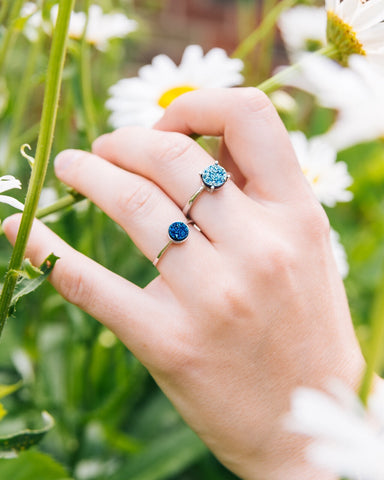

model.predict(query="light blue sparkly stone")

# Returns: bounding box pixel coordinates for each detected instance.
[168,222,189,243]
[201,163,227,189]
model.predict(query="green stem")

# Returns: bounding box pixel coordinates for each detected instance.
[0,0,75,336]
[256,44,338,94]
[5,19,45,172]
[359,272,384,406]
[256,0,279,84]
[36,191,85,221]
[0,192,85,236]
[235,0,257,47]
[79,0,98,145]
[0,0,24,72]
[0,0,10,26]
[232,0,299,60]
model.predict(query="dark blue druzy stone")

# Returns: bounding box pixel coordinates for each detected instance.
[168,222,189,243]
[201,163,227,189]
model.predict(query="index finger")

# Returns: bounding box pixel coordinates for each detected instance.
[155,87,311,202]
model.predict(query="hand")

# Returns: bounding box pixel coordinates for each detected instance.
[4,88,364,480]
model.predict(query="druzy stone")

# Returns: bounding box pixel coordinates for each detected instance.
[201,163,228,189]
[168,222,189,243]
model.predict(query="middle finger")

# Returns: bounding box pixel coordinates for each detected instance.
[92,127,254,243]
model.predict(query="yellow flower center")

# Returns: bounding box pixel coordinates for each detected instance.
[158,85,197,109]
[302,167,320,184]
[327,11,366,65]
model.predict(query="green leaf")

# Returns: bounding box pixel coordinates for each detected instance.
[0,404,6,422]
[0,381,22,400]
[0,411,54,453]
[15,259,43,280]
[9,254,59,316]
[0,450,73,479]
[0,382,22,422]
[110,426,207,480]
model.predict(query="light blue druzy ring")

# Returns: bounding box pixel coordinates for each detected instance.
[183,161,230,217]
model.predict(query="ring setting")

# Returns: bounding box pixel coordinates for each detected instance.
[183,161,229,217]
[153,221,190,267]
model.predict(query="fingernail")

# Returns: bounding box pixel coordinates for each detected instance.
[92,133,111,152]
[54,149,82,173]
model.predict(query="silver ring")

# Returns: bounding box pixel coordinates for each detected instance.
[183,161,230,218]
[153,221,190,267]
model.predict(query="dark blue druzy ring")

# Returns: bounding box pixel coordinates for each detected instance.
[183,161,230,217]
[153,221,190,267]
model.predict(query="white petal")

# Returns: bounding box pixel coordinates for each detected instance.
[0,195,24,210]
[339,0,360,24]
[352,0,384,31]
[325,0,337,12]
[330,229,349,278]
[0,175,22,193]
[278,6,327,58]
[180,44,204,67]
[358,22,384,50]
[288,131,309,166]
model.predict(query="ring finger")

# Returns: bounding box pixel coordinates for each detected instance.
[54,149,214,283]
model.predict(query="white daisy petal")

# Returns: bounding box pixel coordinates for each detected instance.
[339,0,360,24]
[180,45,204,67]
[357,23,384,50]
[352,0,384,31]
[330,228,349,278]
[283,54,384,150]
[286,380,384,480]
[0,175,21,194]
[50,4,137,51]
[278,6,327,61]
[289,131,353,207]
[325,0,337,12]
[0,195,24,211]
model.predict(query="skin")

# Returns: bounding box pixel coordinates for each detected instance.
[3,88,365,479]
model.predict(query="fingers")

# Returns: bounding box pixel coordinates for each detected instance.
[154,87,311,202]
[91,127,253,243]
[53,149,213,280]
[2,215,160,353]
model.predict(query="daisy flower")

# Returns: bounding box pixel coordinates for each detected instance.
[106,45,244,128]
[289,131,353,207]
[278,6,327,61]
[0,175,24,212]
[50,5,138,51]
[284,54,384,150]
[326,0,384,66]
[285,380,384,480]
[330,228,349,278]
[20,2,46,42]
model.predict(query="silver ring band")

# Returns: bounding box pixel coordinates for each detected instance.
[153,221,190,267]
[183,161,229,218]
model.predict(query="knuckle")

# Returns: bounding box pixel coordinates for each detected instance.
[116,182,157,220]
[236,87,274,115]
[57,262,92,309]
[149,329,199,377]
[201,274,249,322]
[155,133,195,167]
[300,201,331,240]
[259,239,297,278]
